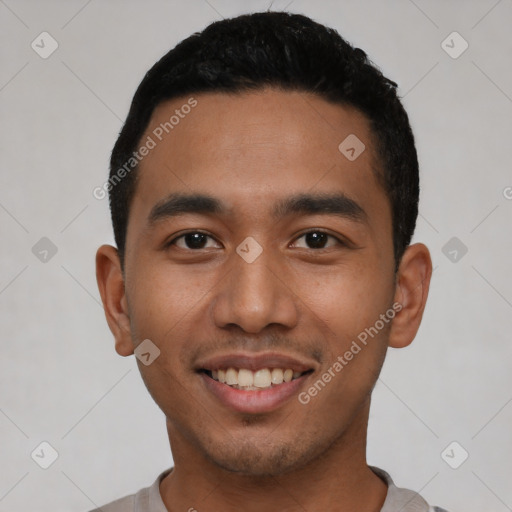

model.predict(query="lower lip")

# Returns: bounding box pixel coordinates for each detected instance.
[200,372,309,414]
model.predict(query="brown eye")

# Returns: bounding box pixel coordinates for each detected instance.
[292,230,342,249]
[304,232,329,249]
[170,232,220,250]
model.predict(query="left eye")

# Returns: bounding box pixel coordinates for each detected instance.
[170,232,220,250]
[291,231,342,249]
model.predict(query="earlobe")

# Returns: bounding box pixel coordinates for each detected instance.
[388,243,432,349]
[95,245,134,357]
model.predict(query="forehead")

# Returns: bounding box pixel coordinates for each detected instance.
[129,88,389,230]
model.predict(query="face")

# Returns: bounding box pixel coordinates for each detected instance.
[101,88,418,476]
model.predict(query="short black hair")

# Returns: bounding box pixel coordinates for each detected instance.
[109,11,419,269]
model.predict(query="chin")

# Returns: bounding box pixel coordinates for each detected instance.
[202,438,321,477]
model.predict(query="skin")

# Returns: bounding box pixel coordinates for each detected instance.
[96,88,432,512]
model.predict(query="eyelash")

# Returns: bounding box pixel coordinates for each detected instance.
[166,230,217,250]
[165,229,346,250]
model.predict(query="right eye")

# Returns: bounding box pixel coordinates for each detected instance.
[166,231,222,250]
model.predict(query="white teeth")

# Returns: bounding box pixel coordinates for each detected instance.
[238,369,254,387]
[210,367,303,389]
[225,368,238,385]
[271,368,284,385]
[283,369,293,382]
[254,369,272,388]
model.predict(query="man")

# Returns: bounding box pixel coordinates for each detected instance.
[94,10,448,512]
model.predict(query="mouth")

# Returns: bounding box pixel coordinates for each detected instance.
[200,367,311,391]
[196,353,316,414]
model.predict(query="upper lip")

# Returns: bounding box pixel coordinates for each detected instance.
[196,351,317,373]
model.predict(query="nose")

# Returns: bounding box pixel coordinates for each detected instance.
[211,249,299,334]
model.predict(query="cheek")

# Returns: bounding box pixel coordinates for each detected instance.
[291,262,394,400]
[127,257,214,340]
[294,260,394,341]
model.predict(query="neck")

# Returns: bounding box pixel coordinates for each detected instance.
[159,402,387,512]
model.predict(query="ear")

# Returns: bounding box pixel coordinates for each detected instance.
[388,243,432,349]
[95,244,134,356]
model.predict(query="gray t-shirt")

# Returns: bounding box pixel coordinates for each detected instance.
[89,466,449,512]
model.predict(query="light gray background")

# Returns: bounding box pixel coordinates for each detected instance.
[1,1,511,511]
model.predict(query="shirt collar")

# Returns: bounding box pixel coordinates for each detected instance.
[370,466,430,512]
[149,466,430,512]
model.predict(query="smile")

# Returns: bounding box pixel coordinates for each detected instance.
[196,352,316,413]
[205,367,307,390]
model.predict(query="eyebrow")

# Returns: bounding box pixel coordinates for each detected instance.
[272,192,367,223]
[148,193,226,224]
[148,192,367,225]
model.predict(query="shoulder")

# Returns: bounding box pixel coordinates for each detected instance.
[370,466,450,512]
[87,468,172,512]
